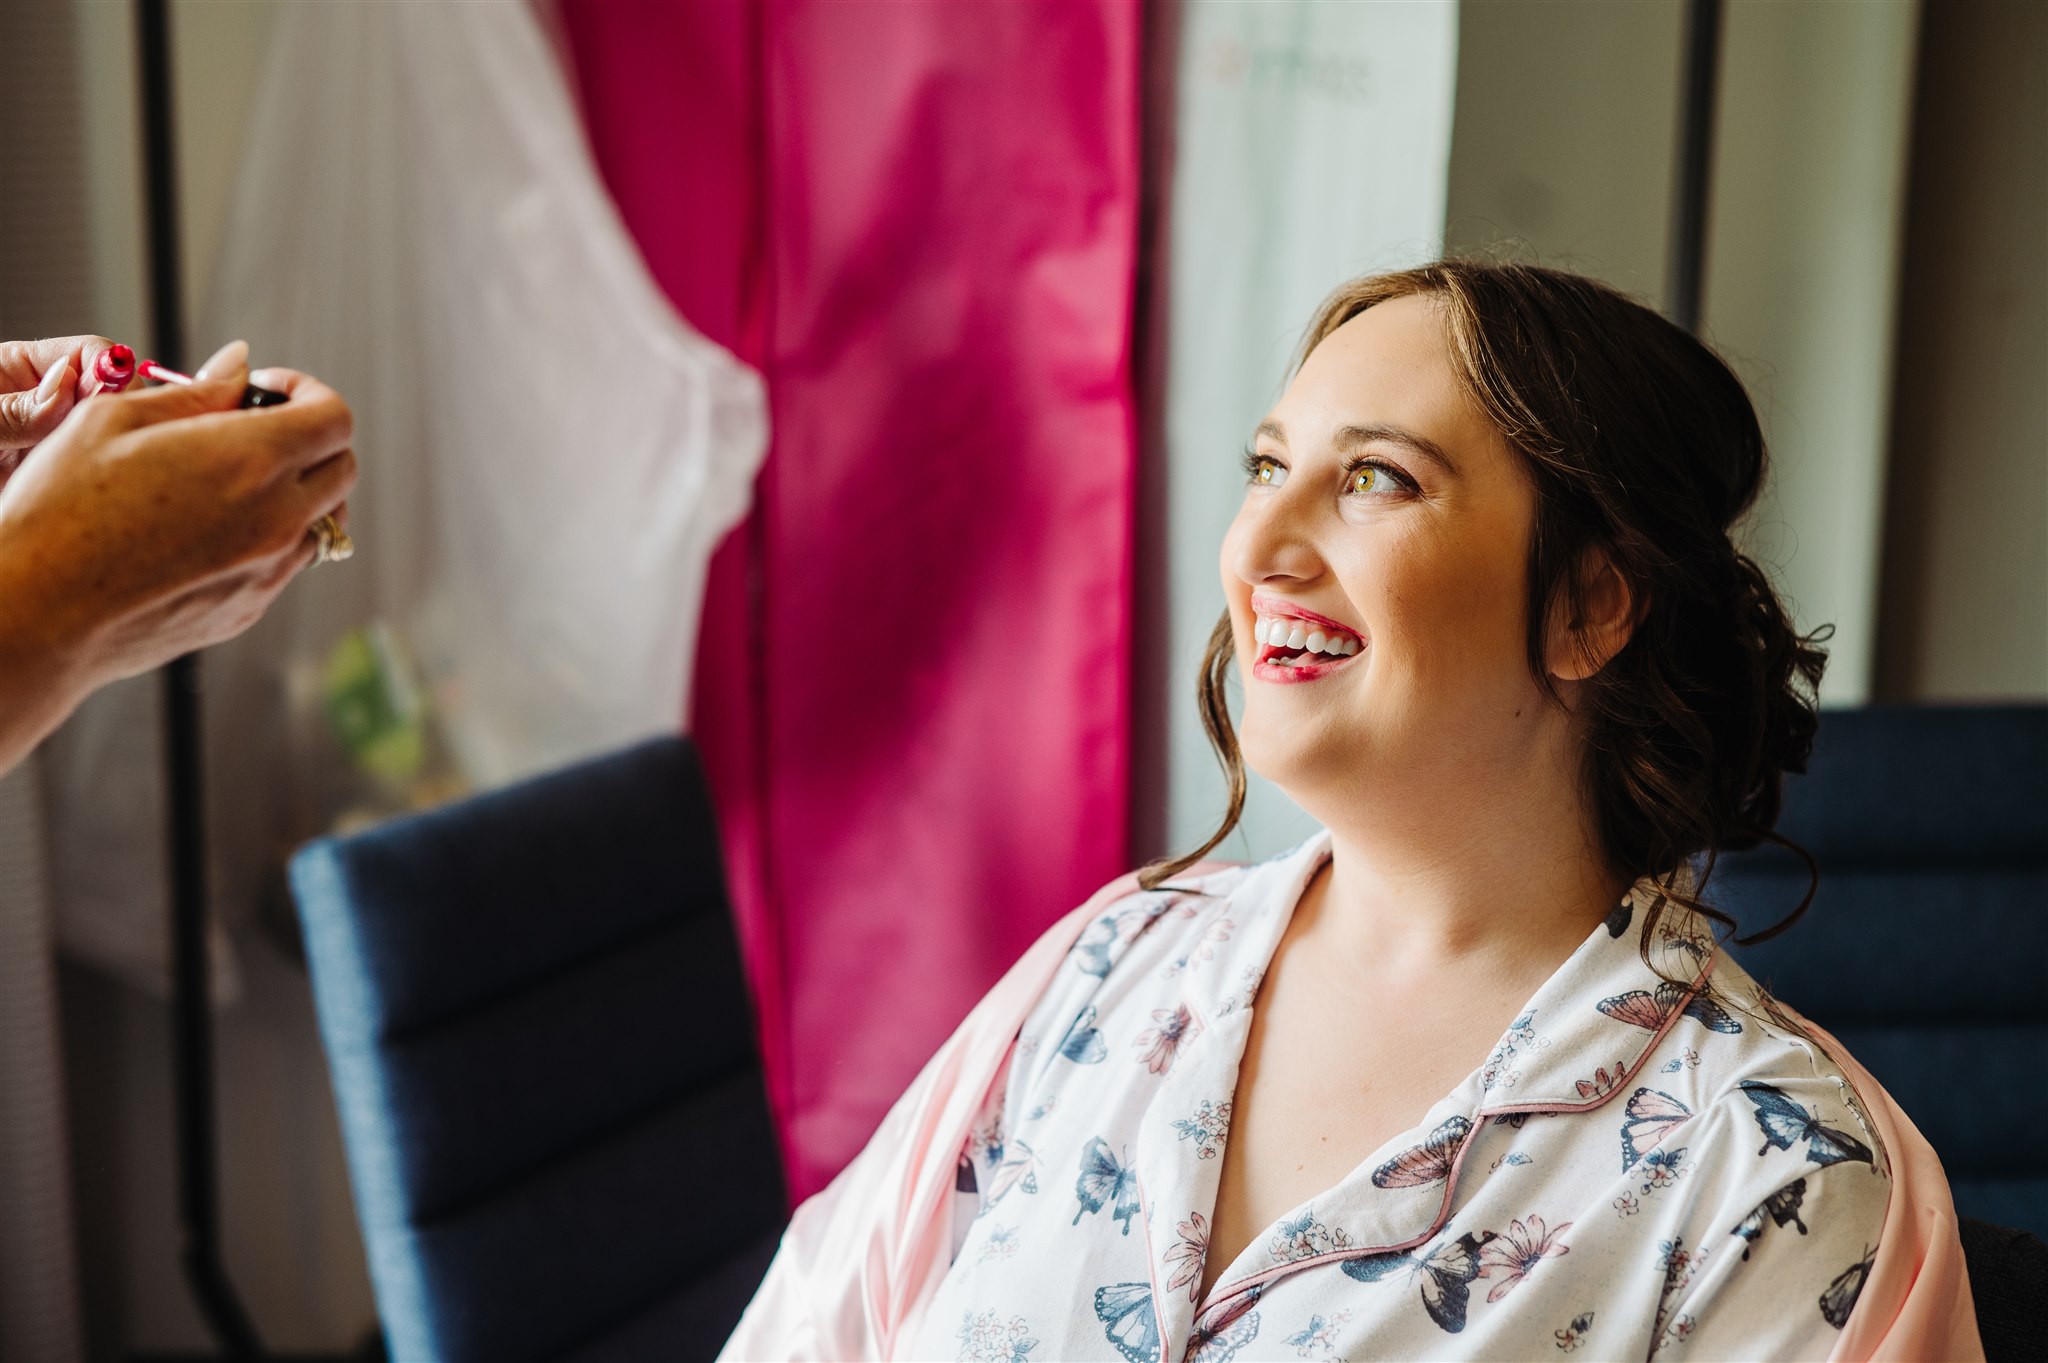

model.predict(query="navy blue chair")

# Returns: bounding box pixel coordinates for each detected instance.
[1707,703,2048,1352]
[290,736,786,1363]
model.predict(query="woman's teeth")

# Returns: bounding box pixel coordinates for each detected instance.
[1253,614,1363,657]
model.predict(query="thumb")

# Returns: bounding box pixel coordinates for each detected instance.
[195,338,250,384]
[0,360,78,450]
[116,364,254,427]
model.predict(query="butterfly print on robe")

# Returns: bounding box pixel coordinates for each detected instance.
[1059,1005,1107,1064]
[1820,1247,1876,1329]
[1073,1137,1142,1234]
[1133,1003,1201,1075]
[1732,1178,1809,1258]
[1597,981,1742,1034]
[1185,1308,1260,1363]
[1071,898,1177,978]
[1739,1081,1875,1168]
[1659,923,1714,961]
[1371,1115,1473,1189]
[1619,1087,1693,1169]
[1071,915,1121,977]
[983,1138,1041,1206]
[1092,1282,1161,1363]
[1342,1230,1497,1334]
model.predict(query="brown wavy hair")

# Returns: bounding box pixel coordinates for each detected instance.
[1139,261,1833,974]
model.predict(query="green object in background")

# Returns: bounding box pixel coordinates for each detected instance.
[322,624,426,788]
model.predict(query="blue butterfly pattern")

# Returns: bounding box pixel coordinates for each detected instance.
[1184,1308,1260,1363]
[1060,1005,1108,1064]
[1738,1082,1874,1169]
[1733,1179,1809,1259]
[1343,1231,1496,1334]
[1819,1247,1875,1329]
[1072,1137,1142,1235]
[1092,1282,1160,1363]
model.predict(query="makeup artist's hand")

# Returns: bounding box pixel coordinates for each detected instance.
[0,339,357,775]
[0,335,125,484]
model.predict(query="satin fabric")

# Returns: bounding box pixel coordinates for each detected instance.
[718,864,1983,1362]
[1794,1018,1985,1363]
[559,0,1142,1201]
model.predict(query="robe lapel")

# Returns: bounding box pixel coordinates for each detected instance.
[1181,856,1728,1341]
[1129,835,1333,1355]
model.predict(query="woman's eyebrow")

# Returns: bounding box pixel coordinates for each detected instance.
[1333,423,1461,477]
[1255,418,1461,478]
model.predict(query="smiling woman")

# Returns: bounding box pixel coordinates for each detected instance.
[1155,266,1832,939]
[719,263,1981,1362]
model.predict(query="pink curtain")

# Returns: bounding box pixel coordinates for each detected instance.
[560,0,1140,1201]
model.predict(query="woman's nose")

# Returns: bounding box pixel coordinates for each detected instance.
[1231,495,1324,589]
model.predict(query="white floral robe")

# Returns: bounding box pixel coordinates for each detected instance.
[905,831,1892,1363]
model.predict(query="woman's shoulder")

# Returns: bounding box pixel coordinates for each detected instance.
[1699,955,1890,1158]
[1645,954,1895,1228]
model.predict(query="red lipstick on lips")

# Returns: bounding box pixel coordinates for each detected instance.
[1249,592,1367,685]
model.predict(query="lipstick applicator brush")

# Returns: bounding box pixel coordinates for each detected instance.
[134,355,289,408]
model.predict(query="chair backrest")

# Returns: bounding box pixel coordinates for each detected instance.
[1960,1217,2048,1363]
[290,736,786,1363]
[1707,703,2048,1242]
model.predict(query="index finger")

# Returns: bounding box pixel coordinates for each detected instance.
[246,367,342,405]
[171,372,356,472]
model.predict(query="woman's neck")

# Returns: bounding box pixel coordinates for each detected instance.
[1293,805,1630,999]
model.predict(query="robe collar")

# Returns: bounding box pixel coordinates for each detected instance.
[1128,828,1726,1350]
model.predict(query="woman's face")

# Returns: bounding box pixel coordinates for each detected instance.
[1221,293,1553,823]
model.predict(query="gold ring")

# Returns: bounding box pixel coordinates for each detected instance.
[311,514,354,565]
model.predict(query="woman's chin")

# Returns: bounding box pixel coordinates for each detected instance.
[1239,727,1351,802]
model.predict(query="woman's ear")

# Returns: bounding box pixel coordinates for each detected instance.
[1546,545,1645,682]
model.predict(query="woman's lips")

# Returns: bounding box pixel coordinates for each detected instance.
[1251,644,1364,684]
[1248,595,1367,684]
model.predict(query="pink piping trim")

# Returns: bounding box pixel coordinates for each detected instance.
[1133,1171,1172,1353]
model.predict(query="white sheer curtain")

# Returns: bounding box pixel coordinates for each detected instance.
[1158,0,1460,860]
[53,0,769,976]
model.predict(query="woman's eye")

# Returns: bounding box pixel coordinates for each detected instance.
[1346,460,1410,497]
[1243,453,1288,489]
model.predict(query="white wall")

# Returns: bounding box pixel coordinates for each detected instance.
[1874,0,2048,701]
[1152,1,1461,865]
[1705,0,1921,705]
[1443,0,1684,305]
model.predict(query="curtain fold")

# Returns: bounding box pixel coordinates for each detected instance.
[561,0,1141,1201]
